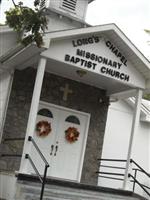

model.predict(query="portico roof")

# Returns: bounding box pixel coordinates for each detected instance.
[0,23,150,96]
[44,23,150,79]
[42,23,150,95]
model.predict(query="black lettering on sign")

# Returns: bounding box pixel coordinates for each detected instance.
[100,66,130,82]
[105,40,128,66]
[72,35,101,47]
[65,54,70,62]
[76,49,122,69]
[64,54,97,70]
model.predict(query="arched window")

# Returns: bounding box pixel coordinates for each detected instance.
[65,115,80,125]
[38,108,53,118]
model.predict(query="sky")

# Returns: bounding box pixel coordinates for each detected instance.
[0,0,150,59]
[86,0,150,60]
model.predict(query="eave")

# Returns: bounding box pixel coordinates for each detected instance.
[126,98,150,123]
[43,23,150,91]
[0,44,45,71]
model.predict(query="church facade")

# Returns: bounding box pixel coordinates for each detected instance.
[0,0,150,199]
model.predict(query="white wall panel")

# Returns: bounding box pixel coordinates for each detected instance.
[0,71,13,141]
[98,100,150,195]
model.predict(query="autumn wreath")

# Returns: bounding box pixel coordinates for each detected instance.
[36,120,52,137]
[65,127,80,143]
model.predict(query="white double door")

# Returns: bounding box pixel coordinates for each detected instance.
[29,102,90,182]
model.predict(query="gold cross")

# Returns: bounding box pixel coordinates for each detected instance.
[60,83,73,101]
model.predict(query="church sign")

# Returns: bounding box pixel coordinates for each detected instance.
[64,35,129,83]
[65,41,129,82]
[43,34,145,89]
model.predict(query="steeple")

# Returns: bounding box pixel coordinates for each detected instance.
[40,0,95,21]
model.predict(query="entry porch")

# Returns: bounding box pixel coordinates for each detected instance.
[0,24,150,199]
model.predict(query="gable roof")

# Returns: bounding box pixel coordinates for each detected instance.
[43,23,150,92]
[0,23,150,94]
[44,24,150,76]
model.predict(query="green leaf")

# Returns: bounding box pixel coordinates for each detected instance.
[143,94,150,101]
[5,0,48,47]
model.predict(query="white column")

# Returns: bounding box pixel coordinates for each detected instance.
[0,70,14,143]
[19,57,47,173]
[123,89,143,189]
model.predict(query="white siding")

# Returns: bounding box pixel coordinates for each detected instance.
[48,0,88,20]
[98,100,150,195]
[0,27,17,57]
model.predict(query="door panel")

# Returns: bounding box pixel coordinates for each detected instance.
[50,109,89,181]
[29,105,59,175]
[28,103,90,182]
[33,105,59,148]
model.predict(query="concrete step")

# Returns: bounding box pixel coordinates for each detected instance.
[15,174,147,200]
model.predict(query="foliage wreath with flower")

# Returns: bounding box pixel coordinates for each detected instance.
[65,127,80,143]
[36,120,51,137]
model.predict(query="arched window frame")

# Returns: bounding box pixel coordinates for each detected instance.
[65,115,80,125]
[38,108,53,118]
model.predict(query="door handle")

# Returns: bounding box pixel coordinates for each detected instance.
[50,145,54,155]
[54,145,58,156]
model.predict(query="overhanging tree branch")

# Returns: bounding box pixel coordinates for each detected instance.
[5,0,48,47]
[11,0,17,7]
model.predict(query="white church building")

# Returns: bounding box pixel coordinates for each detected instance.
[0,0,150,199]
